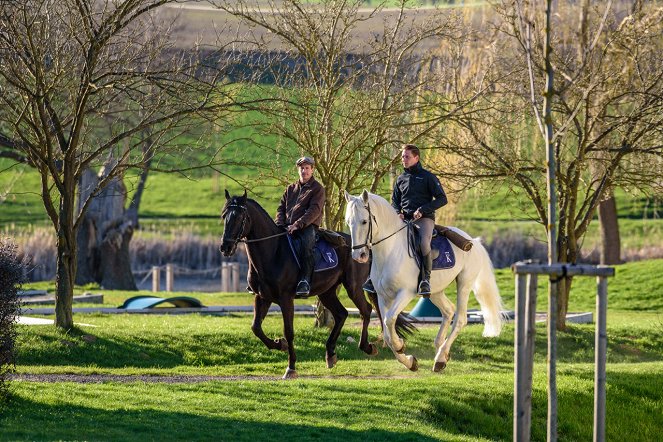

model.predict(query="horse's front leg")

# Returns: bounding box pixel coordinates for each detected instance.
[251,294,287,352]
[280,296,298,379]
[434,281,471,372]
[318,288,349,368]
[380,289,418,371]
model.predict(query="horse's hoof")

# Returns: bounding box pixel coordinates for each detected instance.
[433,361,447,372]
[277,338,289,352]
[409,356,419,372]
[368,343,379,356]
[283,368,298,380]
[326,353,337,369]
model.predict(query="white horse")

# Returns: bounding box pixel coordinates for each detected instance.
[344,190,504,372]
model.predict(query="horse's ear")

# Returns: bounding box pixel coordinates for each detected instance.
[225,189,231,200]
[239,189,247,202]
[361,189,369,203]
[344,190,352,202]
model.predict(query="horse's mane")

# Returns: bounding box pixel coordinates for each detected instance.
[368,193,402,225]
[245,198,278,228]
[346,192,401,226]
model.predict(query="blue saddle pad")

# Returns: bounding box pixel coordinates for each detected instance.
[431,236,456,270]
[287,236,339,273]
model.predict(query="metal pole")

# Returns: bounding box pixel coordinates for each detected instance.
[152,266,160,292]
[514,274,529,442]
[543,0,558,435]
[594,276,608,442]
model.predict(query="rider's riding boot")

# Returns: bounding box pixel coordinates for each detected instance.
[362,278,376,293]
[296,248,314,297]
[417,252,433,296]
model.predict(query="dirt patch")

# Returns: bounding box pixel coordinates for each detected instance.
[11,373,409,383]
[11,373,281,383]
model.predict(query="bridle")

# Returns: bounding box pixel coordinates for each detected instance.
[351,201,408,252]
[221,201,287,250]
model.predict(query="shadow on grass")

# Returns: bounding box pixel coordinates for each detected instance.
[2,394,437,442]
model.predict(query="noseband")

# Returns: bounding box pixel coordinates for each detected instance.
[222,203,249,250]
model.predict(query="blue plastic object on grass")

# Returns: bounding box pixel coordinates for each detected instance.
[119,295,204,310]
[410,297,442,318]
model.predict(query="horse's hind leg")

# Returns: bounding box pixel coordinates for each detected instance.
[318,288,349,368]
[251,295,287,352]
[428,291,455,372]
[434,277,472,371]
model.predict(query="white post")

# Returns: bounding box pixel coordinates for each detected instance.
[231,262,240,293]
[221,262,229,293]
[166,264,174,292]
[594,276,608,442]
[152,266,160,292]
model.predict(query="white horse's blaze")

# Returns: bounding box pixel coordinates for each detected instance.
[344,190,505,371]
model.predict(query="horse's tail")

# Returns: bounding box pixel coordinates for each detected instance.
[471,238,505,337]
[395,312,419,338]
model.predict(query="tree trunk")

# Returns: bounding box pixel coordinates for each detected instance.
[599,194,621,265]
[74,164,137,290]
[99,219,137,290]
[55,197,77,330]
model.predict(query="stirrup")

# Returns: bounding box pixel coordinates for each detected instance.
[296,280,311,297]
[362,279,376,294]
[417,279,431,296]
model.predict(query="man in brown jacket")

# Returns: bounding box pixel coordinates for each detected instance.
[275,156,326,296]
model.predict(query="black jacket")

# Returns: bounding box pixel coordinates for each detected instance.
[392,162,447,220]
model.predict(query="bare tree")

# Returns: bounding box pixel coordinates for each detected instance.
[212,0,467,229]
[432,0,663,329]
[0,0,255,329]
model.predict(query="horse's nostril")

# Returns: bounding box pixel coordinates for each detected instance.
[360,252,367,260]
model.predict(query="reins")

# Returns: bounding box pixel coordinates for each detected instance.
[351,201,411,251]
[222,202,288,245]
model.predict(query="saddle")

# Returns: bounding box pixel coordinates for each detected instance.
[316,228,346,248]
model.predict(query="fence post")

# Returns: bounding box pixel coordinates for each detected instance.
[221,262,229,293]
[231,262,240,293]
[594,276,608,442]
[152,266,160,292]
[166,264,174,292]
[514,273,529,442]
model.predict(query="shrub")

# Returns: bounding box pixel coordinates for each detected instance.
[0,239,23,405]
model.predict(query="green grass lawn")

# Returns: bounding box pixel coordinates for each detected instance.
[5,310,663,440]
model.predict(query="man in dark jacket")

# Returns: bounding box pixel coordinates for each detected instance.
[275,156,326,296]
[364,144,447,295]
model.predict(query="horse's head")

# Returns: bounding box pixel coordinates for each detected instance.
[344,189,375,263]
[220,189,250,257]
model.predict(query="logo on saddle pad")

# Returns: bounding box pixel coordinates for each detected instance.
[431,236,456,270]
[286,236,339,273]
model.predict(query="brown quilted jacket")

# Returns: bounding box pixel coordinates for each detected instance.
[275,176,326,229]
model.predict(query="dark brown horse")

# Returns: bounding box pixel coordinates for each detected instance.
[220,191,415,379]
